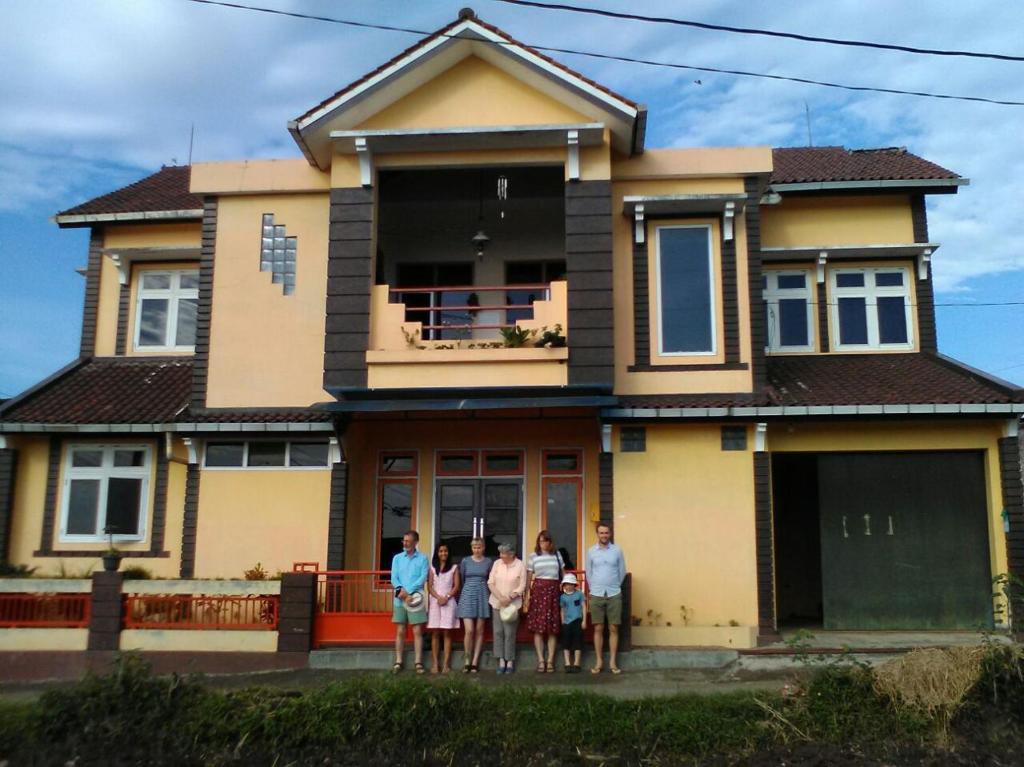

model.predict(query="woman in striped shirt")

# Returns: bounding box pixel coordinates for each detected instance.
[525,529,564,672]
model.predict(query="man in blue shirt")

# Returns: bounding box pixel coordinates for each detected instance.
[391,529,429,673]
[585,522,626,674]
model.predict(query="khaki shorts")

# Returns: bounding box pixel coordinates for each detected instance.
[392,598,428,625]
[588,593,622,626]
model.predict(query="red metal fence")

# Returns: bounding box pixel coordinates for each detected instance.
[389,283,552,339]
[0,593,90,628]
[122,594,279,631]
[294,563,588,648]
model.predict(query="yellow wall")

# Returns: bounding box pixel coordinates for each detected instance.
[613,424,759,639]
[767,420,1010,585]
[357,55,591,131]
[611,178,753,395]
[612,147,773,179]
[190,159,329,194]
[120,629,277,652]
[194,469,331,578]
[6,436,185,578]
[94,253,120,356]
[343,417,600,571]
[103,223,201,249]
[204,193,329,408]
[0,628,88,651]
[761,195,914,248]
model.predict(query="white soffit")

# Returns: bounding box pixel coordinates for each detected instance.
[331,123,605,154]
[291,19,639,168]
[622,193,748,216]
[761,243,940,261]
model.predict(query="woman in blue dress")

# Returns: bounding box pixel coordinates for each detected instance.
[457,538,492,673]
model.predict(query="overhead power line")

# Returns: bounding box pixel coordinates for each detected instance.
[184,0,1024,107]
[492,0,1024,63]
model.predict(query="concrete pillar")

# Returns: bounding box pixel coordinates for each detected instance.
[87,571,123,651]
[277,572,317,652]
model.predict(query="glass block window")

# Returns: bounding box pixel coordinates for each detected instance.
[260,213,298,296]
[721,426,747,451]
[620,427,647,453]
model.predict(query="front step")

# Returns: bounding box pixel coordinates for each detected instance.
[310,646,739,671]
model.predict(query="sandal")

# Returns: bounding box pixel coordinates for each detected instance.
[546,661,555,673]
[590,666,603,674]
[469,664,479,674]
[610,667,622,675]
[391,662,403,674]
[536,662,546,673]
[462,663,471,674]
[415,662,425,675]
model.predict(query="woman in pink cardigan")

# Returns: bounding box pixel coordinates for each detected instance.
[487,542,527,674]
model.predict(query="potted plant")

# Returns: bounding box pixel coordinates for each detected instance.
[102,528,122,572]
[538,324,566,348]
[498,325,537,348]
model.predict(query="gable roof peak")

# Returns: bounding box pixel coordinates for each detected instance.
[290,10,644,167]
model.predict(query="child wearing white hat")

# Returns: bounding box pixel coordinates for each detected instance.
[559,573,587,673]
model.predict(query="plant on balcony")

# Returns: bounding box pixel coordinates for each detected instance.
[401,327,426,350]
[538,324,566,348]
[499,325,537,348]
[102,528,122,572]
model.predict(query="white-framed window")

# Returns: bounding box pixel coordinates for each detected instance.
[763,270,815,352]
[830,266,914,350]
[203,440,331,470]
[134,269,199,351]
[60,445,150,542]
[654,224,716,355]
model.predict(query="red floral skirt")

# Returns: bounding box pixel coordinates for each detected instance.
[526,578,562,635]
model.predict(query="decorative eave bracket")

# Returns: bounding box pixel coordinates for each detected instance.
[917,248,932,281]
[633,204,645,245]
[816,251,828,284]
[355,137,373,188]
[567,129,580,181]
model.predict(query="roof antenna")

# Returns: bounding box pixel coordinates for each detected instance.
[188,123,195,166]
[804,102,814,147]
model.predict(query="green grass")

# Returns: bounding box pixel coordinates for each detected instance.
[0,652,1019,766]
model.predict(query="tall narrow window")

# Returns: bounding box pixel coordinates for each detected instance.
[764,271,814,352]
[377,452,418,571]
[134,270,199,351]
[655,226,715,355]
[831,267,913,350]
[542,449,583,570]
[61,445,150,542]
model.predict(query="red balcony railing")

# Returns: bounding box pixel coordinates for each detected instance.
[0,593,90,628]
[389,283,552,340]
[123,594,279,631]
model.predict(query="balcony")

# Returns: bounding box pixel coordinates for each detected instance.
[367,280,568,389]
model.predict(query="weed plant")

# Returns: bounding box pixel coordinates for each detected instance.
[1,650,1022,766]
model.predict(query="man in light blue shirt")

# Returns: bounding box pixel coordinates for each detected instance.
[585,522,626,673]
[391,530,429,673]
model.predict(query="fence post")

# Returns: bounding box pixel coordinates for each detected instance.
[87,571,123,651]
[277,572,316,652]
[619,572,632,652]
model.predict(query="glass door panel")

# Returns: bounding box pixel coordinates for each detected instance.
[481,481,521,559]
[544,479,580,570]
[436,481,476,563]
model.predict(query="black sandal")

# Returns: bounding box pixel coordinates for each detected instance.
[469,664,479,674]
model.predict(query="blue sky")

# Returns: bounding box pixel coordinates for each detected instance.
[1,0,1022,397]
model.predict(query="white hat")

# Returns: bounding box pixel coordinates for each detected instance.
[561,573,578,586]
[405,591,425,611]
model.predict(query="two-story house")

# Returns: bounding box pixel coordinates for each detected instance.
[1,10,1021,648]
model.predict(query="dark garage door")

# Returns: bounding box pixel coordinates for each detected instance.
[818,451,993,630]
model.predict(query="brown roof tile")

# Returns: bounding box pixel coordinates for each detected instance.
[294,11,639,126]
[56,166,202,218]
[184,409,332,424]
[766,353,1021,406]
[616,354,1021,410]
[771,147,959,185]
[0,358,192,424]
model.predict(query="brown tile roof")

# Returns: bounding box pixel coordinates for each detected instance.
[294,10,639,126]
[616,354,1021,410]
[184,409,332,424]
[766,353,1021,406]
[0,358,335,426]
[0,358,192,424]
[56,166,202,218]
[771,147,959,185]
